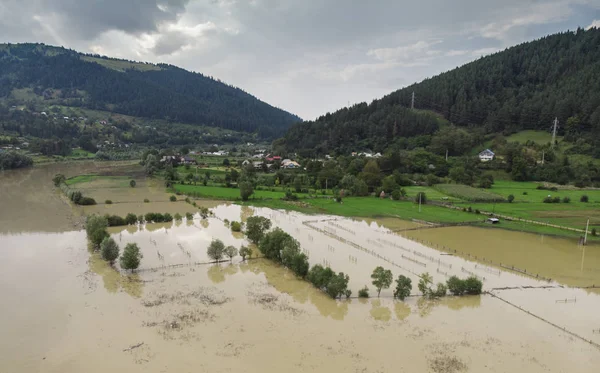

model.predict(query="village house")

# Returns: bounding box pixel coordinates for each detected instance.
[479,149,495,162]
[253,161,264,170]
[180,156,197,165]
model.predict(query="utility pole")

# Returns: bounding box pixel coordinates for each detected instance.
[411,92,415,110]
[542,151,545,165]
[584,218,590,245]
[551,117,558,149]
[419,193,422,213]
[445,149,449,161]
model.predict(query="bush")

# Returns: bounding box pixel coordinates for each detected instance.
[230,221,242,232]
[523,192,528,195]
[100,237,120,264]
[475,209,481,214]
[199,207,210,219]
[592,228,597,237]
[463,277,483,295]
[137,215,144,224]
[169,195,177,202]
[144,198,150,203]
[105,199,112,204]
[553,196,561,203]
[358,286,370,298]
[185,212,194,220]
[307,265,334,290]
[78,197,97,205]
[105,214,126,227]
[391,188,406,201]
[507,194,515,203]
[580,195,589,203]
[129,179,136,188]
[446,276,466,295]
[562,196,571,203]
[163,213,173,222]
[283,191,298,201]
[174,213,183,221]
[120,243,142,271]
[125,213,138,225]
[52,174,66,186]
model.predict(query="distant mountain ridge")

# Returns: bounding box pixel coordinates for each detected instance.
[280,28,600,157]
[0,43,301,138]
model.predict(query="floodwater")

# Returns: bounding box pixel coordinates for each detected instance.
[1,162,600,372]
[404,226,600,287]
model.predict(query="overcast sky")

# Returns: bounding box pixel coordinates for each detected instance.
[1,0,599,120]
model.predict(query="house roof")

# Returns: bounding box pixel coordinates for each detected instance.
[479,149,495,156]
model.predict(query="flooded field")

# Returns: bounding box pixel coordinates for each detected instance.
[1,162,599,372]
[404,226,600,287]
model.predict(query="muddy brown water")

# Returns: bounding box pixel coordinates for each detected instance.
[1,162,600,372]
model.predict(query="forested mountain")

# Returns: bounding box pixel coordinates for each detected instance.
[0,43,300,138]
[281,28,600,157]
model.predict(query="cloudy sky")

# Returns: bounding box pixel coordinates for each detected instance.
[1,0,599,119]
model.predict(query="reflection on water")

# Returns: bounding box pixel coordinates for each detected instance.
[207,263,239,284]
[87,247,144,297]
[394,302,411,320]
[370,299,392,321]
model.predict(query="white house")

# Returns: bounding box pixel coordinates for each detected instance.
[478,149,495,162]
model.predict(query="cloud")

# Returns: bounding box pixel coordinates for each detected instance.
[0,0,597,119]
[587,19,600,29]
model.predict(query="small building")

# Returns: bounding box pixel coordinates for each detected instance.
[487,218,500,224]
[242,160,251,166]
[181,156,197,165]
[253,161,264,170]
[479,149,495,162]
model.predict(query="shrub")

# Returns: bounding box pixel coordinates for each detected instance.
[523,192,528,195]
[207,239,225,261]
[463,277,483,295]
[446,276,466,295]
[431,283,448,298]
[125,213,138,225]
[562,196,571,203]
[144,198,150,203]
[324,272,350,299]
[592,228,597,237]
[78,197,97,205]
[169,195,177,202]
[105,214,126,227]
[105,199,112,204]
[475,209,481,214]
[230,221,242,232]
[120,243,142,271]
[358,286,370,298]
[283,191,298,201]
[53,174,66,186]
[129,179,136,188]
[507,194,515,203]
[174,213,183,221]
[163,213,173,222]
[137,215,144,224]
[100,237,120,264]
[199,207,210,219]
[185,212,194,220]
[391,189,406,201]
[467,206,473,213]
[307,265,334,290]
[553,196,561,203]
[580,195,589,203]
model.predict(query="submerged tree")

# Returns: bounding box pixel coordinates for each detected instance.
[100,237,120,265]
[393,275,412,300]
[245,216,272,244]
[207,239,225,261]
[120,243,143,271]
[225,245,238,262]
[85,215,109,248]
[371,266,393,297]
[239,246,252,261]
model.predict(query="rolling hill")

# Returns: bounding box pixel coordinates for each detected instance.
[280,28,600,158]
[0,43,300,139]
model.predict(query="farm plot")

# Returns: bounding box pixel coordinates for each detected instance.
[434,184,505,202]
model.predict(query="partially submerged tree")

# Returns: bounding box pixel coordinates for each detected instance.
[120,243,142,271]
[245,216,272,244]
[207,239,225,261]
[239,246,251,261]
[225,245,238,262]
[85,215,109,248]
[239,181,254,201]
[199,207,210,219]
[100,237,120,265]
[371,266,393,297]
[52,173,66,186]
[393,275,412,300]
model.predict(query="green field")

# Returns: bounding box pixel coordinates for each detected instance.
[174,184,301,200]
[505,130,562,144]
[81,56,162,72]
[488,180,600,203]
[66,174,131,187]
[435,184,505,202]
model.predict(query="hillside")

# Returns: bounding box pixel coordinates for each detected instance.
[0,43,300,138]
[281,28,600,158]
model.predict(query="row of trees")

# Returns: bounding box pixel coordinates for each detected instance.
[85,215,142,271]
[0,151,33,170]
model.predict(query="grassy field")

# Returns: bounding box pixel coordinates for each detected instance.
[81,56,162,72]
[505,130,562,144]
[66,174,131,188]
[435,184,505,202]
[488,180,600,203]
[403,186,463,202]
[173,184,302,200]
